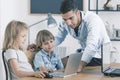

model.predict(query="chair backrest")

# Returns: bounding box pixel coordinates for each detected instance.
[0,50,11,80]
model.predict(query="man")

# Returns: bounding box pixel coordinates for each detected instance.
[55,0,110,72]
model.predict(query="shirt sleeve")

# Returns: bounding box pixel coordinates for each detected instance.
[33,52,44,71]
[55,21,68,46]
[5,49,17,61]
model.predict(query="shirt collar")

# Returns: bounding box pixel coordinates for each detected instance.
[41,49,56,57]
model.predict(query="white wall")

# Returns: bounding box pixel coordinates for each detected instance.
[0,0,30,49]
[0,0,2,49]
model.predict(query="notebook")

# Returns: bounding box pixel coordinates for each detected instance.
[101,39,120,77]
[50,53,82,77]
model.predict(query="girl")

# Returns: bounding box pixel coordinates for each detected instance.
[3,20,45,79]
[33,30,64,73]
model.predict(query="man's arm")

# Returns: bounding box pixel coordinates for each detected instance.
[55,22,68,46]
[79,12,110,72]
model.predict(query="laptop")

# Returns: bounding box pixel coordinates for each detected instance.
[50,53,82,77]
[101,39,120,77]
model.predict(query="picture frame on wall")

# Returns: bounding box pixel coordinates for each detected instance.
[29,0,83,14]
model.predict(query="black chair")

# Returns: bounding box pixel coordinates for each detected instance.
[2,50,11,80]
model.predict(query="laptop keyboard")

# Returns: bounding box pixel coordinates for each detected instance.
[105,68,115,73]
[50,71,64,77]
[112,69,120,74]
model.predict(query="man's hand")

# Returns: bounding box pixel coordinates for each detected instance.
[77,61,87,73]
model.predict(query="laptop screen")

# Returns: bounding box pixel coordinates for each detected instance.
[102,40,120,72]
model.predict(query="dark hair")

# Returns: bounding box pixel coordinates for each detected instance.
[60,0,78,14]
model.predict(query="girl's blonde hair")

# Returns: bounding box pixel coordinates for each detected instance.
[36,30,54,51]
[3,20,28,50]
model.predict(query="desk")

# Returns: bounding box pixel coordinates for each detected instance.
[15,66,120,80]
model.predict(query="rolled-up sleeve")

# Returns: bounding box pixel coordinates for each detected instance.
[55,22,68,46]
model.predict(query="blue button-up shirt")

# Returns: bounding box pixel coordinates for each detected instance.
[33,49,63,71]
[55,11,110,63]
